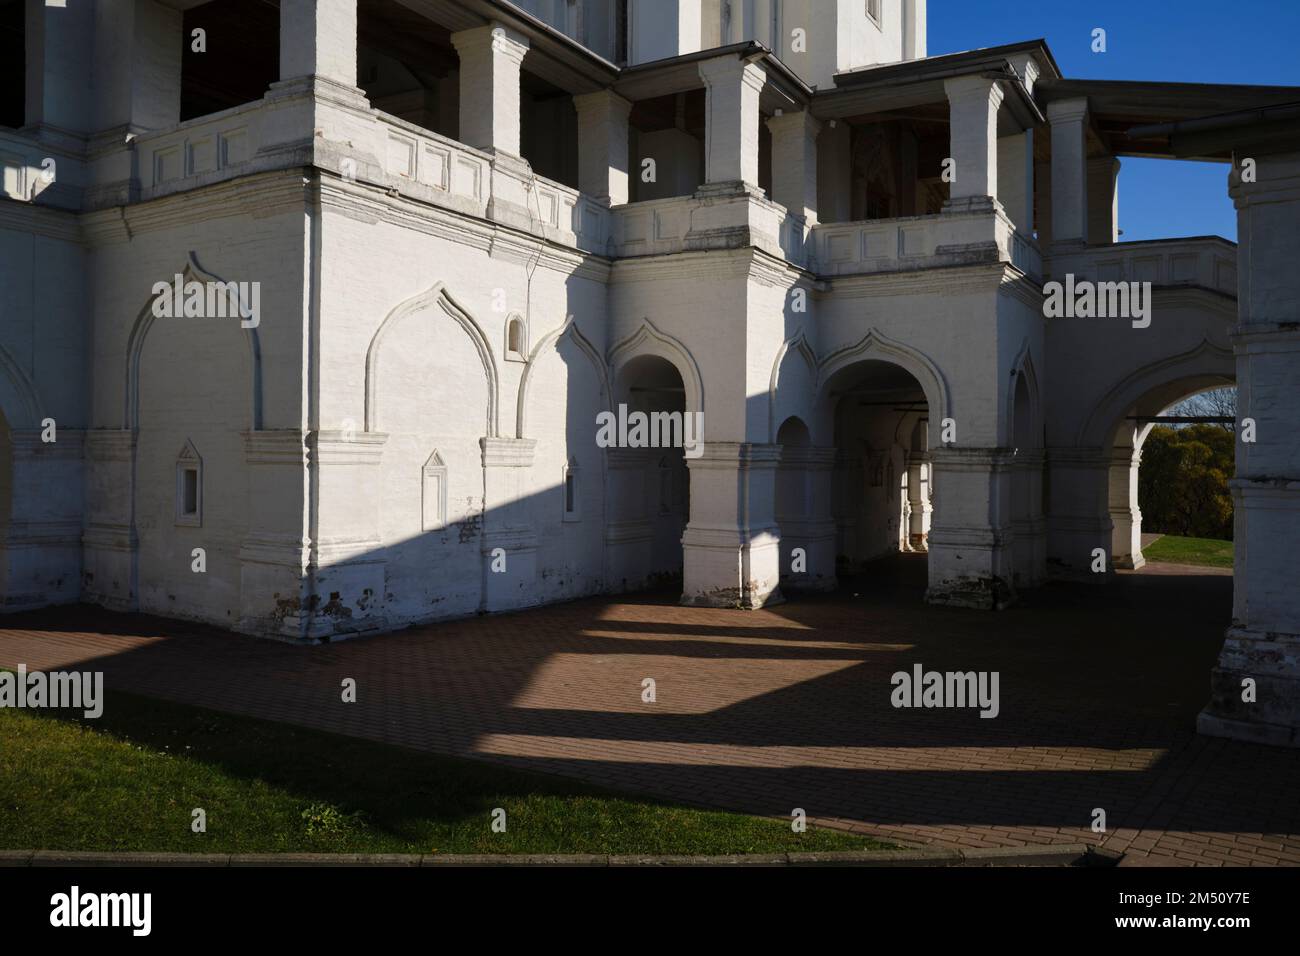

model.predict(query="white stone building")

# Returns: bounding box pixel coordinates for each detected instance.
[1,0,1297,745]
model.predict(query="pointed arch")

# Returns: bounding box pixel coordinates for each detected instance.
[817,328,950,427]
[1077,337,1235,448]
[768,331,818,442]
[608,319,705,416]
[1007,338,1042,448]
[365,282,499,436]
[515,315,611,439]
[125,251,263,431]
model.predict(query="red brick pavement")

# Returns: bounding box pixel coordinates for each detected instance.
[2,555,1297,866]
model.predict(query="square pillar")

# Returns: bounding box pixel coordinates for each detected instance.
[1047,98,1091,247]
[766,109,821,223]
[817,119,852,224]
[91,0,182,133]
[1088,155,1120,245]
[1200,148,1300,747]
[25,0,95,134]
[452,24,530,157]
[682,443,783,609]
[777,445,837,592]
[574,89,632,205]
[697,56,765,190]
[943,75,1005,213]
[1044,446,1112,578]
[925,447,1017,609]
[1108,448,1144,569]
[280,0,359,89]
[997,129,1034,233]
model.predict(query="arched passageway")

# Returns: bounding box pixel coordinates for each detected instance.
[606,354,691,590]
[820,360,932,576]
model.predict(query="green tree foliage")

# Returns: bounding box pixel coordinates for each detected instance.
[1138,425,1234,540]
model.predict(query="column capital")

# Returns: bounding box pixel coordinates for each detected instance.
[765,108,822,138]
[943,74,1005,110]
[451,23,531,65]
[697,55,767,93]
[1046,97,1090,125]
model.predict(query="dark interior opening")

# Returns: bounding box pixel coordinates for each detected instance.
[181,0,280,122]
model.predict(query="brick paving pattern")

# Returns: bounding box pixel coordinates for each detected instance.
[2,555,1297,866]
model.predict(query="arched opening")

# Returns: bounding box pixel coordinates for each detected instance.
[822,360,931,581]
[609,354,691,589]
[1106,377,1235,571]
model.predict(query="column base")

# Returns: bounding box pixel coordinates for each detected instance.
[924,577,1016,611]
[681,528,784,609]
[1198,626,1300,748]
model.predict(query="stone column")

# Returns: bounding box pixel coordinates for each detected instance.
[905,452,931,552]
[574,89,632,205]
[997,130,1034,234]
[697,56,765,191]
[682,443,783,608]
[943,75,1005,213]
[1200,148,1300,747]
[817,119,853,224]
[766,109,821,223]
[925,447,1017,609]
[280,0,359,89]
[92,0,182,133]
[480,437,539,612]
[1044,446,1112,578]
[777,445,837,592]
[1108,447,1145,569]
[25,0,94,135]
[1088,156,1121,245]
[451,24,530,156]
[1047,98,1090,248]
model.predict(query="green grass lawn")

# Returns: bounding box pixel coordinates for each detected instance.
[1143,534,1234,569]
[0,686,889,855]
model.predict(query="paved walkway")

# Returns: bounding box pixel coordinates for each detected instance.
[3,556,1296,867]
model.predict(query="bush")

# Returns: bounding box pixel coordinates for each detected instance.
[1138,425,1233,540]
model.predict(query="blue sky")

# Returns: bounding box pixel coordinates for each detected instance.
[928,0,1300,242]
